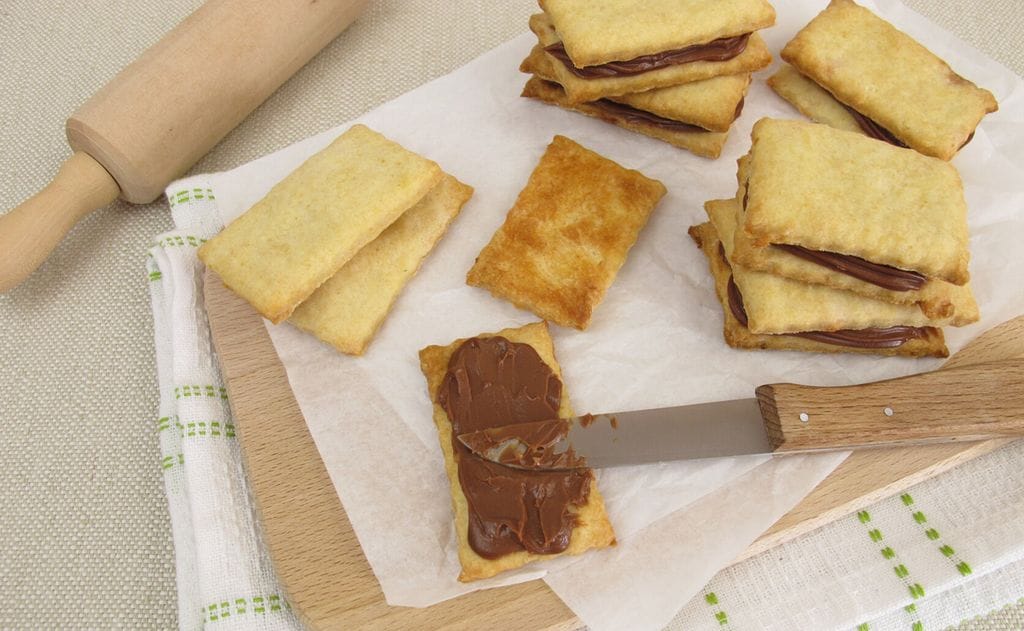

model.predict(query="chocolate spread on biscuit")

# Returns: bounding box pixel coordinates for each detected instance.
[438,336,592,559]
[545,33,751,78]
[459,418,586,470]
[722,247,929,349]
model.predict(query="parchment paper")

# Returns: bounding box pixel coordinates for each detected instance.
[199,1,1024,628]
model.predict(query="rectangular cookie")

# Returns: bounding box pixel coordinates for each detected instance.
[198,124,443,323]
[731,153,979,325]
[521,44,750,133]
[540,0,775,67]
[766,64,862,134]
[781,0,997,160]
[418,321,615,582]
[467,135,666,330]
[288,174,473,355]
[689,213,948,358]
[744,118,970,286]
[530,13,771,103]
[521,76,730,158]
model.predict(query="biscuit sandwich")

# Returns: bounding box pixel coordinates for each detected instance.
[772,0,997,160]
[529,0,775,103]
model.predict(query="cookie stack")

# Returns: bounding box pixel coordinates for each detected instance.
[199,124,473,355]
[519,0,776,158]
[768,0,996,160]
[689,118,980,358]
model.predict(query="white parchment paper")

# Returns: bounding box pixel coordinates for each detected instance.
[197,1,1024,628]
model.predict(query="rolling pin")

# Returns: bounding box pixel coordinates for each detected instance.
[0,0,369,292]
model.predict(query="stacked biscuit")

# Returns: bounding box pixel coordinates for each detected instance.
[199,124,473,355]
[689,118,980,358]
[768,0,996,160]
[519,0,776,158]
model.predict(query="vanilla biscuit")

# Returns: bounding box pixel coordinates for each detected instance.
[530,13,771,103]
[744,119,970,286]
[766,65,861,134]
[732,153,979,324]
[781,0,997,160]
[689,219,948,358]
[521,76,730,158]
[289,175,473,355]
[467,135,666,330]
[418,321,615,582]
[521,45,750,133]
[198,124,443,323]
[540,0,775,67]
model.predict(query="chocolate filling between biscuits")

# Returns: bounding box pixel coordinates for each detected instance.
[793,69,975,150]
[545,33,751,78]
[438,336,592,559]
[720,245,929,349]
[537,80,744,133]
[739,187,929,292]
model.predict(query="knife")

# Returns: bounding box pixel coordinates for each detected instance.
[457,357,1024,469]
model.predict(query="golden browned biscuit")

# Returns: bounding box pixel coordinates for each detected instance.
[731,153,979,325]
[766,65,862,134]
[467,135,666,329]
[521,76,730,158]
[744,119,970,286]
[540,0,775,67]
[781,0,997,160]
[288,175,473,355]
[198,124,443,323]
[689,219,948,358]
[418,321,615,582]
[530,13,771,103]
[521,45,750,133]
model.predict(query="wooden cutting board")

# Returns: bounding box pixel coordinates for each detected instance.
[204,267,1023,630]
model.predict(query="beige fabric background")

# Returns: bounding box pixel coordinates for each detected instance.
[0,1,1021,628]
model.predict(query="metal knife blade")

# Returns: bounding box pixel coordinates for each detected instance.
[457,398,772,470]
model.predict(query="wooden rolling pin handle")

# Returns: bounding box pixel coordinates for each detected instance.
[0,152,120,292]
[757,357,1024,452]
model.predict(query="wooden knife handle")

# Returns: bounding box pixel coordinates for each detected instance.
[756,358,1024,452]
[0,152,119,292]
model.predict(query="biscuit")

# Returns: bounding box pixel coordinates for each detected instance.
[530,13,771,103]
[521,45,750,133]
[198,124,443,323]
[540,0,775,67]
[467,135,666,329]
[781,0,997,160]
[288,175,473,355]
[689,217,948,358]
[521,76,730,158]
[744,119,970,286]
[707,199,944,334]
[418,321,615,581]
[766,65,861,134]
[731,154,979,324]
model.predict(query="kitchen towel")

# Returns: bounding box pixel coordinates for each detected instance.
[147,191,302,631]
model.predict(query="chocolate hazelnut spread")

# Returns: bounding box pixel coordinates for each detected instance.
[594,94,744,132]
[438,336,592,559]
[739,187,929,292]
[774,243,928,292]
[841,104,909,148]
[722,247,930,349]
[458,418,586,470]
[545,33,751,78]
